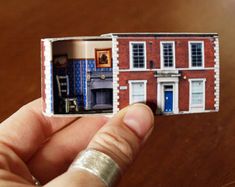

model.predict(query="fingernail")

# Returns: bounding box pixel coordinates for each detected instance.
[123,104,154,139]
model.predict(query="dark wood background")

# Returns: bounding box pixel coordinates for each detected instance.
[0,0,235,186]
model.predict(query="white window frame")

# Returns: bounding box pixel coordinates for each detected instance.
[160,41,176,69]
[189,78,206,112]
[188,41,205,69]
[128,80,147,104]
[129,41,147,70]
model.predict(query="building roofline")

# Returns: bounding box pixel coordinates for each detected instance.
[41,36,112,42]
[101,32,219,37]
[41,32,219,42]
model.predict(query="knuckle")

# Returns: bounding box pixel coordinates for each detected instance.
[0,144,11,171]
[0,155,10,170]
[90,127,138,167]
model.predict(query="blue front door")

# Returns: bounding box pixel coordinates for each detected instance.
[164,90,173,112]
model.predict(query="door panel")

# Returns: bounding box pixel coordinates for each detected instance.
[164,90,173,112]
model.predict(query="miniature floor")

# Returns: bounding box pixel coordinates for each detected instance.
[55,109,113,115]
[0,1,235,187]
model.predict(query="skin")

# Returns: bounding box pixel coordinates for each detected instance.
[0,98,154,187]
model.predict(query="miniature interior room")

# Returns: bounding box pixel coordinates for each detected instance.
[52,38,113,114]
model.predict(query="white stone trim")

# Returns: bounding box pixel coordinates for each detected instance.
[128,80,147,104]
[160,41,176,70]
[129,41,147,70]
[157,77,179,114]
[188,41,205,69]
[188,78,206,112]
[178,110,217,115]
[112,36,120,113]
[214,36,220,111]
[43,40,53,115]
[118,67,215,72]
[102,33,218,37]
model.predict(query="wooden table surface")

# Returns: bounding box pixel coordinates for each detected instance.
[0,0,235,186]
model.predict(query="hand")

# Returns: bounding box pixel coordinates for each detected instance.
[0,98,154,187]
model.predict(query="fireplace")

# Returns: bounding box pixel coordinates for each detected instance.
[91,88,113,109]
[87,72,113,110]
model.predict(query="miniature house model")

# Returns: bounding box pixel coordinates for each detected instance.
[41,33,219,116]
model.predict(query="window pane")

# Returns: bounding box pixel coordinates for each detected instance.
[132,43,145,69]
[131,82,145,103]
[162,43,174,67]
[192,93,203,105]
[132,96,144,103]
[191,43,202,67]
[192,81,203,92]
[191,81,204,106]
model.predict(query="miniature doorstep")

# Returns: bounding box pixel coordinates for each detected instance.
[41,33,220,116]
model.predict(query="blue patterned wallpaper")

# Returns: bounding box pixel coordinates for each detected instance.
[87,60,112,72]
[66,59,112,109]
[82,60,87,108]
[67,60,84,106]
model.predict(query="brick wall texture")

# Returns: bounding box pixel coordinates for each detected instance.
[117,36,216,113]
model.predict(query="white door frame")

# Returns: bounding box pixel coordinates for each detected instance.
[157,77,179,114]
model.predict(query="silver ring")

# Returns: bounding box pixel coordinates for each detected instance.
[32,175,41,186]
[69,149,121,187]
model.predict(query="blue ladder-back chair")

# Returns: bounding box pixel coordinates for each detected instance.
[56,75,79,113]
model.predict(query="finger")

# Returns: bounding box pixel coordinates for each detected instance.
[44,103,154,187]
[0,98,78,162]
[27,116,108,184]
[0,143,35,183]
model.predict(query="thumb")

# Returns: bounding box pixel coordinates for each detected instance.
[45,103,154,187]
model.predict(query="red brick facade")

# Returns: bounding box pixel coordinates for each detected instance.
[116,35,217,114]
[41,33,219,116]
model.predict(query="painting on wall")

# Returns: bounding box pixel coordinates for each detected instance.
[42,33,219,116]
[95,48,112,68]
[42,38,114,116]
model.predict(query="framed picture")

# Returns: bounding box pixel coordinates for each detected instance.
[95,48,112,68]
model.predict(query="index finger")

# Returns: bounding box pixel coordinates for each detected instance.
[0,98,78,161]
